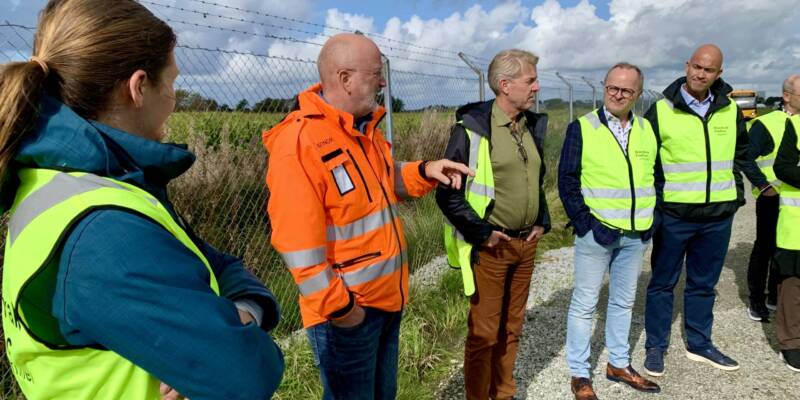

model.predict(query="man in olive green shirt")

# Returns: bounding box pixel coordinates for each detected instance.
[488,101,542,232]
[436,49,550,400]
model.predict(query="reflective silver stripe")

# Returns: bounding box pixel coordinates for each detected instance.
[281,246,327,269]
[8,172,127,245]
[469,181,495,199]
[393,161,410,200]
[757,158,775,168]
[772,180,782,187]
[341,252,404,287]
[444,218,465,241]
[664,180,735,192]
[327,204,399,242]
[780,197,800,207]
[468,131,481,171]
[662,98,674,110]
[592,207,654,220]
[635,207,655,219]
[584,111,602,129]
[635,115,644,130]
[662,160,733,173]
[581,187,655,199]
[297,267,335,296]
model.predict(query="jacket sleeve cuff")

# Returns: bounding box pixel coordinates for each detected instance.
[329,291,356,320]
[418,160,431,180]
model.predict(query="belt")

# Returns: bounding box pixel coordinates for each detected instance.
[493,225,534,239]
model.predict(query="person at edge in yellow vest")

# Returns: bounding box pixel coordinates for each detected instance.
[558,63,661,400]
[770,111,800,373]
[743,75,800,322]
[0,1,284,399]
[642,44,764,377]
[436,49,551,400]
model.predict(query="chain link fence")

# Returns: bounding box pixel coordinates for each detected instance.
[0,15,662,397]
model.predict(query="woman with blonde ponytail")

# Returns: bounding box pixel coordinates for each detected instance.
[0,1,284,399]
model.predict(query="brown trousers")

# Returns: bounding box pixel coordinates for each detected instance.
[777,276,800,350]
[464,237,538,400]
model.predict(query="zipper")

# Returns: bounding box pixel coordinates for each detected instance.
[702,118,712,203]
[333,251,382,269]
[346,149,373,203]
[355,137,406,307]
[607,125,638,231]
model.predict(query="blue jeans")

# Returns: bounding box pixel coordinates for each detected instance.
[645,213,733,352]
[566,230,650,378]
[306,307,401,400]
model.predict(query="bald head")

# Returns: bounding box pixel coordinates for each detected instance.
[684,43,724,100]
[318,33,382,85]
[316,33,385,118]
[690,44,724,69]
[783,74,800,114]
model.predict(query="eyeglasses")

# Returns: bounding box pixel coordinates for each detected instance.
[342,67,384,79]
[509,121,528,164]
[605,85,637,99]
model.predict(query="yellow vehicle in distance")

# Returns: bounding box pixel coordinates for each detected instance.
[731,89,758,120]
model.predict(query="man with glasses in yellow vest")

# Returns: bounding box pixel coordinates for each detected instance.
[558,63,660,400]
[771,98,800,373]
[642,44,764,376]
[437,49,550,400]
[743,75,800,322]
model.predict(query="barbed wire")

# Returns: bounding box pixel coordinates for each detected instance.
[142,0,487,67]
[182,0,490,63]
[164,17,476,71]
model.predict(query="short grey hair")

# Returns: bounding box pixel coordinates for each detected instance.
[488,49,539,95]
[603,62,644,91]
[783,74,800,94]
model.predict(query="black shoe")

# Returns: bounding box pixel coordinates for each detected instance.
[781,349,800,373]
[686,347,740,371]
[748,303,769,321]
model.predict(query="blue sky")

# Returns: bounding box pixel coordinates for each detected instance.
[309,0,610,28]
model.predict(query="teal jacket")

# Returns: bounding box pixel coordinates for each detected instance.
[3,96,284,399]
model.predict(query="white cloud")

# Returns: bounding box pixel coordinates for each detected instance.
[259,0,799,97]
[5,0,798,105]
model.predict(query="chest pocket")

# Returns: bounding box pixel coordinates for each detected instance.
[322,148,373,203]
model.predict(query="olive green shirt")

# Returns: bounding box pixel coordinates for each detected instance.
[486,102,542,230]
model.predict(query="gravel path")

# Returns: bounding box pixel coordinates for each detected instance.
[436,194,800,399]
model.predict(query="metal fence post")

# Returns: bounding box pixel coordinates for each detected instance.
[555,72,573,121]
[458,52,485,102]
[581,76,597,109]
[381,54,393,151]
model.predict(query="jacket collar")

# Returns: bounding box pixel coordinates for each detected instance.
[662,76,733,116]
[12,96,195,193]
[296,83,386,137]
[456,99,547,140]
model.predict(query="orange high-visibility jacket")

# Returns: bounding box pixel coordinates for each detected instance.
[263,84,435,327]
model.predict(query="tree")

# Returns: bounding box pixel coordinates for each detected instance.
[235,99,250,112]
[252,97,294,113]
[765,96,783,108]
[376,94,405,112]
[174,89,219,112]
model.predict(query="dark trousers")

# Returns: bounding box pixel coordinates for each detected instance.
[464,238,538,400]
[306,308,402,400]
[777,276,800,350]
[747,194,780,305]
[645,213,733,352]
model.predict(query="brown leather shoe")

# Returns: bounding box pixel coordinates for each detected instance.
[570,377,599,400]
[606,364,661,393]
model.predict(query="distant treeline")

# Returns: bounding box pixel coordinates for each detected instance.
[175,90,407,113]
